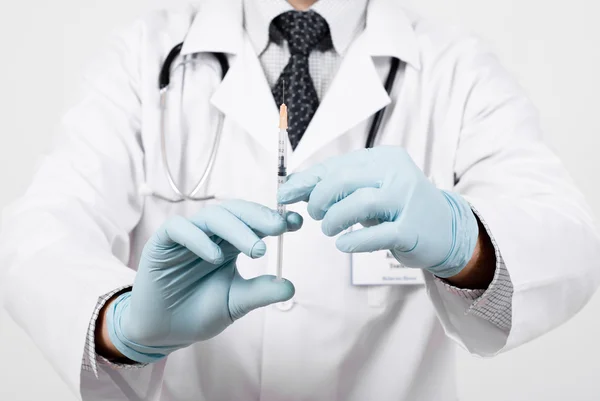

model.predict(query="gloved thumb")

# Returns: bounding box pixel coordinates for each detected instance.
[228,273,295,321]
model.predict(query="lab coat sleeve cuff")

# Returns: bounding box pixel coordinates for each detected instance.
[81,286,147,378]
[435,258,512,332]
[434,204,514,332]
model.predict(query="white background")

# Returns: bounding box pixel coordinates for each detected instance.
[1,1,599,400]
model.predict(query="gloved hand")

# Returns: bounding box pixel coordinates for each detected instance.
[277,146,479,278]
[106,200,303,363]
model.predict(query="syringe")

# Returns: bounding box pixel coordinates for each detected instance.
[276,102,288,281]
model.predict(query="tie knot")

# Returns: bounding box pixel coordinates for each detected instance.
[270,10,333,55]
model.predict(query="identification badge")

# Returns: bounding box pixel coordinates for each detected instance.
[351,250,425,285]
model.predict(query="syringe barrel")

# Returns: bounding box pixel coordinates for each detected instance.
[278,129,288,165]
[277,128,288,217]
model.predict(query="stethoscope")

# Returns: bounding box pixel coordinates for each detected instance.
[150,42,400,203]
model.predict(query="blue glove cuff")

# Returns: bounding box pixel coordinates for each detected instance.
[429,191,479,278]
[106,292,170,364]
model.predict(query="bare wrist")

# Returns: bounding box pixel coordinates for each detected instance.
[95,290,131,362]
[445,217,496,289]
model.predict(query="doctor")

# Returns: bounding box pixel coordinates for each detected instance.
[2,0,600,400]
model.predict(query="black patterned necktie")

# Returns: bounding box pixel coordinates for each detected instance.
[270,10,334,149]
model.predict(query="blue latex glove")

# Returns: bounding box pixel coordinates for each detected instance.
[107,200,303,363]
[277,146,478,278]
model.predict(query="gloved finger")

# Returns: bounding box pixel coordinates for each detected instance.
[335,221,418,253]
[278,149,374,205]
[307,169,379,221]
[221,200,291,237]
[277,164,327,204]
[285,211,304,232]
[191,204,270,259]
[228,273,295,321]
[361,218,381,228]
[153,215,224,264]
[320,187,386,236]
[252,210,304,238]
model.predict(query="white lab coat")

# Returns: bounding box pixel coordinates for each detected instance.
[2,0,600,400]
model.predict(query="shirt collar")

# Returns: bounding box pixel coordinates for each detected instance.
[243,0,368,57]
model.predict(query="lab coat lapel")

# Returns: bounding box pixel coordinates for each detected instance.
[180,0,278,155]
[210,37,279,155]
[290,34,390,171]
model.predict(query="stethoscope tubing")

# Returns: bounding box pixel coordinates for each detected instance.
[156,45,229,202]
